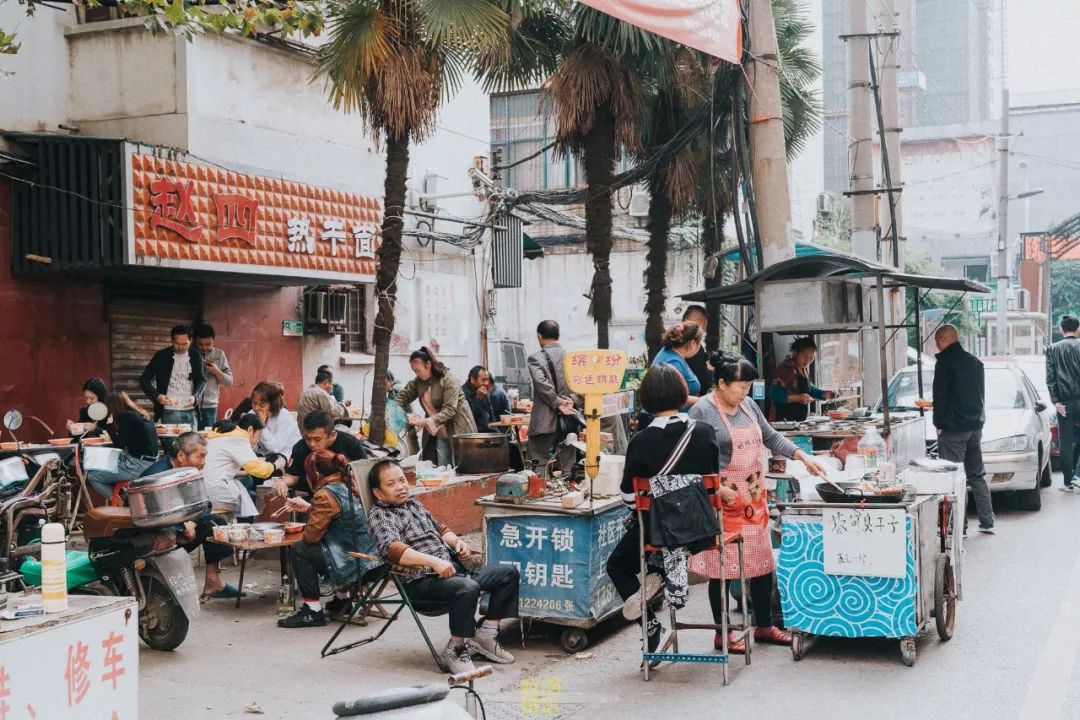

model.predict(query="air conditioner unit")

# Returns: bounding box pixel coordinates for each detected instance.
[304,291,328,325]
[303,289,348,333]
[628,191,651,218]
[817,193,834,214]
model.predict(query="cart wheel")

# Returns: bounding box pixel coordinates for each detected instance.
[900,638,917,667]
[791,632,806,662]
[560,628,589,654]
[934,553,957,641]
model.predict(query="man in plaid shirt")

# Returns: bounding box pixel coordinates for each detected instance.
[367,459,519,674]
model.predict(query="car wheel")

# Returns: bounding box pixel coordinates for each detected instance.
[1019,485,1043,512]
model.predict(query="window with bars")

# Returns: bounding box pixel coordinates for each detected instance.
[340,287,369,354]
[490,91,583,192]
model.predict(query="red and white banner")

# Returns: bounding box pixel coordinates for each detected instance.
[579,0,742,64]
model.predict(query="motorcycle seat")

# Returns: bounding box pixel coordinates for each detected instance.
[83,506,135,538]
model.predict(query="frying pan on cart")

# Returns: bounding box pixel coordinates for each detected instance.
[815,482,907,504]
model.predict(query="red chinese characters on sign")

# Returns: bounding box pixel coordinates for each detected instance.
[100,632,126,690]
[64,642,90,708]
[150,179,202,242]
[570,354,589,368]
[214,194,259,246]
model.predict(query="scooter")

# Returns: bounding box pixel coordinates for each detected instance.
[81,506,199,651]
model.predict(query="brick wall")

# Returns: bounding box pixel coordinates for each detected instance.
[414,474,497,534]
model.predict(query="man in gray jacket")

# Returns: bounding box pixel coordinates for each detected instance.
[526,320,576,463]
[193,324,233,429]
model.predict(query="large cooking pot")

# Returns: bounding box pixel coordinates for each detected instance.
[127,467,211,528]
[815,482,909,505]
[452,433,510,475]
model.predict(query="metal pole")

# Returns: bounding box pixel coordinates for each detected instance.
[867,40,900,268]
[995,88,1010,356]
[914,292,924,417]
[878,277,891,435]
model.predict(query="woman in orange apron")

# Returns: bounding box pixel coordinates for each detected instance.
[689,352,829,653]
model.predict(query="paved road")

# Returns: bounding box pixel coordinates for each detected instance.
[141,479,1080,719]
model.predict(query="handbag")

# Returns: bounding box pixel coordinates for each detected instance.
[542,349,585,443]
[646,420,720,549]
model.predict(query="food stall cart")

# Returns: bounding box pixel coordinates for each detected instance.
[477,349,630,654]
[680,254,988,666]
[477,493,628,653]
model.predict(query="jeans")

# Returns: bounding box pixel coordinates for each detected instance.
[87,452,156,501]
[1057,401,1080,484]
[938,429,995,529]
[198,406,219,430]
[402,563,520,639]
[435,438,453,468]
[293,540,329,601]
[163,408,198,427]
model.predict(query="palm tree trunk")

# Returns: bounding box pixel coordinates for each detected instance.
[583,105,616,349]
[368,130,410,443]
[643,187,672,359]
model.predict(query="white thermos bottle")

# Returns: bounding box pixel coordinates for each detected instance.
[41,523,68,613]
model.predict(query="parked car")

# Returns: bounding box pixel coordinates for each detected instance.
[875,361,1052,510]
[487,339,531,400]
[987,355,1060,471]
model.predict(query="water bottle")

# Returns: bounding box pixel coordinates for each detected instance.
[857,425,888,476]
[41,523,68,613]
[277,575,294,616]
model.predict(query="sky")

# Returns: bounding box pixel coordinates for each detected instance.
[788,0,1080,238]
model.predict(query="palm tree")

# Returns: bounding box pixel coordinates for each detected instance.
[313,0,530,441]
[641,0,820,355]
[541,6,669,349]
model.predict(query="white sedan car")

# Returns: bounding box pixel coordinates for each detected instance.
[878,361,1052,510]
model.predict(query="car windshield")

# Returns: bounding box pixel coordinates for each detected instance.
[1017,361,1048,400]
[883,367,1026,410]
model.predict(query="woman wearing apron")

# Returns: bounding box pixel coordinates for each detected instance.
[689,353,829,653]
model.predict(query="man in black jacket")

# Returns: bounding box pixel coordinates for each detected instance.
[1046,315,1080,489]
[932,324,994,533]
[139,325,206,425]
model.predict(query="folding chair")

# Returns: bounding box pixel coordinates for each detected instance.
[319,458,449,671]
[633,473,752,683]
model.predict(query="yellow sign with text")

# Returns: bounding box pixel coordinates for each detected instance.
[563,350,628,395]
[564,349,627,484]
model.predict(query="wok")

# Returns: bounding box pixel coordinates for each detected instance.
[815,481,908,504]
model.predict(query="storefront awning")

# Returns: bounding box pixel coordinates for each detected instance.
[523,233,544,260]
[5,132,381,286]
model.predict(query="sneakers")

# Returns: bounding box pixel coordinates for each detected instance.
[1061,484,1076,492]
[441,639,477,675]
[277,605,326,628]
[622,574,663,621]
[640,616,671,669]
[467,633,516,664]
[325,596,353,618]
[978,524,996,534]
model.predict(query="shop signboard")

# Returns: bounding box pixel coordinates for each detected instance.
[0,597,138,718]
[579,0,741,63]
[125,148,382,283]
[282,320,304,337]
[822,508,907,578]
[486,509,628,620]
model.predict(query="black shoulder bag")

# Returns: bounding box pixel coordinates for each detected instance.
[542,349,585,443]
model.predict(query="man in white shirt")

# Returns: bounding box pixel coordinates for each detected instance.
[139,325,206,426]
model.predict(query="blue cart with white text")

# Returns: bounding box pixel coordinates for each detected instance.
[776,494,957,666]
[477,494,629,653]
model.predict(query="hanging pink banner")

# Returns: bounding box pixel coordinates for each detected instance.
[579,0,742,64]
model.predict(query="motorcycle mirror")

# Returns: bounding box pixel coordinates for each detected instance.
[2,410,22,432]
[87,402,108,422]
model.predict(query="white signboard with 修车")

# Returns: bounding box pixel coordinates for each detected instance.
[822,508,906,578]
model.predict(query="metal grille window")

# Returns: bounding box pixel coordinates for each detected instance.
[490,91,582,192]
[340,287,369,354]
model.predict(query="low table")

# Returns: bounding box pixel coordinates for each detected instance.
[207,533,304,608]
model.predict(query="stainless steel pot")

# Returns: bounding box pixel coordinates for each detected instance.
[452,433,510,475]
[127,468,211,528]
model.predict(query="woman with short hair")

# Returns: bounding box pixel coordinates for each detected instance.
[251,381,302,457]
[606,363,720,662]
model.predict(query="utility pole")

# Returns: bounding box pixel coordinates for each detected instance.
[995,87,1010,356]
[844,0,886,405]
[747,0,795,267]
[875,0,907,374]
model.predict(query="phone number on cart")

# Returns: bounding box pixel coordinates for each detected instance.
[520,597,574,613]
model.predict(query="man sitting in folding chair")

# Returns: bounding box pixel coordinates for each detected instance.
[367,459,519,674]
[277,450,381,629]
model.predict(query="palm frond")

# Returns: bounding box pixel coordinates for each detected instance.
[314,2,393,116]
[418,0,510,47]
[472,3,568,94]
